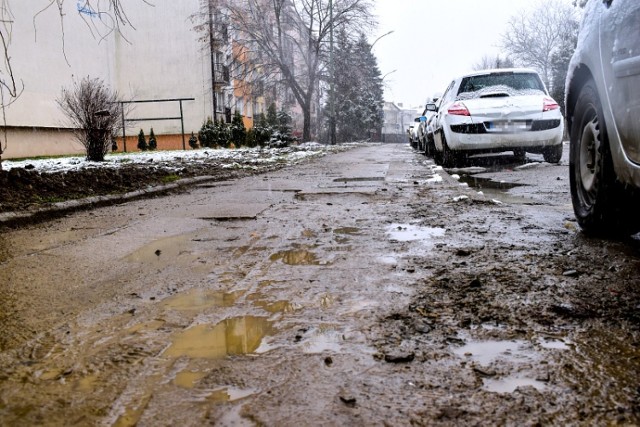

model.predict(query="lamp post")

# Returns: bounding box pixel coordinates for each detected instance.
[371,30,394,49]
[329,0,336,145]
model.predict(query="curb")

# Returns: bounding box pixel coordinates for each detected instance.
[0,175,220,228]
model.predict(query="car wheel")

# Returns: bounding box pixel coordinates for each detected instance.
[426,136,435,158]
[433,146,443,165]
[542,144,562,163]
[569,80,639,235]
[513,149,527,162]
[441,134,460,168]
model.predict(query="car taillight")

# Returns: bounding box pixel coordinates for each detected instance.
[543,97,559,112]
[448,102,470,116]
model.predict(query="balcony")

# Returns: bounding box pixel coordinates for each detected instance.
[213,64,230,86]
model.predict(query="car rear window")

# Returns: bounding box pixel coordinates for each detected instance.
[457,72,546,100]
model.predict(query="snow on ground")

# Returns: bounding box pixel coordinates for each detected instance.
[2,142,364,174]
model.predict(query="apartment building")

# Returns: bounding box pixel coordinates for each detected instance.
[1,1,270,159]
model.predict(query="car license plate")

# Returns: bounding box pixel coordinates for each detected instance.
[486,121,530,132]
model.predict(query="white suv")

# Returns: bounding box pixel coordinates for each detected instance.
[565,0,640,235]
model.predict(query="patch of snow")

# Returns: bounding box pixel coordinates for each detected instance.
[453,195,469,202]
[425,174,443,184]
[2,144,348,174]
[515,162,544,170]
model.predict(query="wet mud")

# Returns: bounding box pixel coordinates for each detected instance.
[0,143,639,425]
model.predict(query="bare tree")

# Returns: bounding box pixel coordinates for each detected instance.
[215,0,374,142]
[0,0,142,169]
[472,54,515,71]
[501,0,578,90]
[57,76,125,162]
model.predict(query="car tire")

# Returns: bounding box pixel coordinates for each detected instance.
[433,146,443,165]
[441,134,460,168]
[513,149,527,162]
[542,144,563,163]
[569,80,640,235]
[426,136,435,158]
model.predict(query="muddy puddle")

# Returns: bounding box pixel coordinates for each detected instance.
[270,246,326,265]
[387,223,445,242]
[164,316,275,359]
[450,336,557,393]
[454,174,541,205]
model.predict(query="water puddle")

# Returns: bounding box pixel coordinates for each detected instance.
[269,247,324,265]
[246,293,296,314]
[452,339,538,366]
[124,233,198,266]
[163,289,245,312]
[302,327,343,354]
[483,376,547,393]
[457,175,535,205]
[209,387,256,402]
[452,337,547,394]
[538,337,570,350]
[458,175,524,191]
[387,224,445,242]
[164,316,274,359]
[174,370,208,389]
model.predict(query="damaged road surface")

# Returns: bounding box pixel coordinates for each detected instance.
[1,143,639,425]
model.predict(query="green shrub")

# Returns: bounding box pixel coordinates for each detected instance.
[253,113,271,147]
[198,117,215,148]
[148,128,157,150]
[215,118,230,148]
[230,110,247,147]
[188,131,199,149]
[137,129,148,151]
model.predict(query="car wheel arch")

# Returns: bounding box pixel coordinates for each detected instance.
[566,64,596,135]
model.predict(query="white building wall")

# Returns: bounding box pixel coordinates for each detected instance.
[5,3,115,127]
[2,2,213,157]
[112,0,211,135]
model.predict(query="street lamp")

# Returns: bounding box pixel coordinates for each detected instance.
[382,69,397,81]
[329,0,336,145]
[371,30,394,49]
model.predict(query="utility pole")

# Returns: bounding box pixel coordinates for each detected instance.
[329,0,336,145]
[208,1,218,122]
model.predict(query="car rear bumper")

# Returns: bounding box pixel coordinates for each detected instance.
[445,125,564,151]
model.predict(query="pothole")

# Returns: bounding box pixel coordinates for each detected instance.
[333,177,384,183]
[164,316,275,359]
[270,247,325,265]
[387,224,445,242]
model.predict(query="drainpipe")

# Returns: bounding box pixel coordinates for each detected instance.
[208,1,217,122]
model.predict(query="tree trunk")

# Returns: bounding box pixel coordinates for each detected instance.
[302,105,312,142]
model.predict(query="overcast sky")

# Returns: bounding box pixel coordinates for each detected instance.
[372,0,543,109]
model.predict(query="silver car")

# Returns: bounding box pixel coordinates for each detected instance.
[565,0,640,234]
[431,68,564,167]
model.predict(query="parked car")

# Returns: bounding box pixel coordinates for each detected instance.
[423,100,441,157]
[417,97,439,155]
[565,0,640,235]
[408,117,421,149]
[430,68,564,167]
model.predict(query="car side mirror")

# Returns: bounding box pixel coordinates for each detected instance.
[419,116,427,122]
[426,103,437,112]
